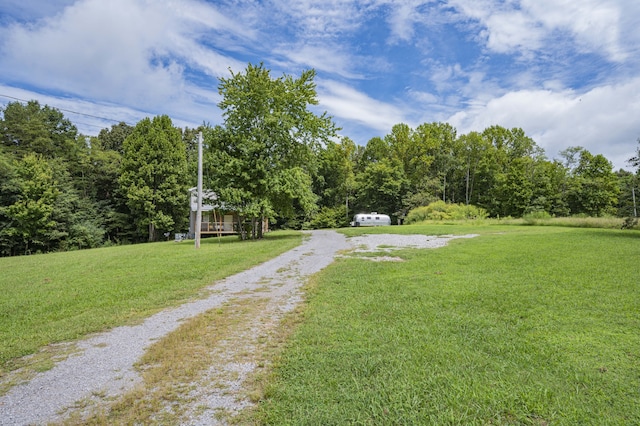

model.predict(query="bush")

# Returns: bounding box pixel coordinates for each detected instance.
[65,221,106,250]
[310,206,349,229]
[405,201,488,224]
[522,211,552,225]
[621,217,638,230]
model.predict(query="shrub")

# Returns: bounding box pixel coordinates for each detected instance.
[621,217,639,229]
[522,211,552,225]
[405,201,488,224]
[310,206,349,229]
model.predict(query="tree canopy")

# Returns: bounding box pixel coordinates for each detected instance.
[0,65,636,256]
[119,115,189,242]
[205,63,337,238]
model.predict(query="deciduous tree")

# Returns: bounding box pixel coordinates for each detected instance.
[0,154,59,255]
[209,63,337,238]
[119,115,189,242]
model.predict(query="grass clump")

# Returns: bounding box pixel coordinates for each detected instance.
[0,231,302,374]
[405,201,488,224]
[254,226,640,424]
[507,215,632,229]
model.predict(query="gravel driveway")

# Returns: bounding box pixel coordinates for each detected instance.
[0,230,475,425]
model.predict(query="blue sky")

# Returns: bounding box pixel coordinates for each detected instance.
[1,0,639,169]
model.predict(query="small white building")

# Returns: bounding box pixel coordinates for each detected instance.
[188,188,268,237]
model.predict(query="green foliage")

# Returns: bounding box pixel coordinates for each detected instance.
[209,63,337,237]
[621,216,638,229]
[309,205,349,229]
[0,101,122,255]
[0,154,59,255]
[0,100,78,159]
[119,115,189,242]
[0,91,632,253]
[564,147,620,217]
[522,210,552,225]
[405,200,488,223]
[355,158,408,221]
[96,121,133,154]
[315,137,357,211]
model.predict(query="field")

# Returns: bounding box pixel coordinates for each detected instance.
[0,231,302,373]
[1,223,638,424]
[254,224,640,425]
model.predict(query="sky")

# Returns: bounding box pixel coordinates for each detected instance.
[1,0,639,170]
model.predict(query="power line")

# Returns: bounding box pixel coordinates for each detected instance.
[0,93,135,126]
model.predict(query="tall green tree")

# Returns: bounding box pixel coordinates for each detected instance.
[119,115,189,242]
[355,158,408,222]
[210,63,337,237]
[567,149,620,216]
[410,122,458,202]
[310,137,358,227]
[616,169,638,217]
[456,131,492,206]
[97,122,133,154]
[315,137,357,218]
[359,137,390,168]
[0,154,59,255]
[1,100,78,159]
[478,126,543,216]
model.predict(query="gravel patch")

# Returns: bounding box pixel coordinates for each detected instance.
[0,230,477,425]
[348,233,479,253]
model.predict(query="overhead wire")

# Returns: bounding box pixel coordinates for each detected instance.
[0,94,135,127]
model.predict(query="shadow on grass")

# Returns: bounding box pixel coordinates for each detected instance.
[198,230,302,245]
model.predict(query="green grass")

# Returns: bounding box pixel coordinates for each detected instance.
[0,231,302,371]
[255,225,640,425]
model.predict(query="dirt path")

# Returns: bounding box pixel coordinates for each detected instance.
[0,230,475,425]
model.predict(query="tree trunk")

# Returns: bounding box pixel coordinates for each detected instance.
[442,173,447,202]
[237,215,246,240]
[466,164,470,205]
[148,222,155,242]
[257,216,264,239]
[251,217,257,240]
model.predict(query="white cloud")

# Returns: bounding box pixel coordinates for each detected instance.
[269,0,378,38]
[318,80,408,132]
[407,89,438,104]
[275,44,364,79]
[386,1,423,42]
[448,0,628,61]
[523,0,626,61]
[448,76,640,169]
[0,0,246,109]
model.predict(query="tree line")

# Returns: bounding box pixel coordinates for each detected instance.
[1,64,638,255]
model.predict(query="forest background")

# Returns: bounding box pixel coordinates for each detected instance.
[1,64,638,256]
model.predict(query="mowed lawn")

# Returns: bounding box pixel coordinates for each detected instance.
[256,225,640,425]
[0,231,302,372]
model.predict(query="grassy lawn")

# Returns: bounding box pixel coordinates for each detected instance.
[0,231,302,372]
[255,225,640,425]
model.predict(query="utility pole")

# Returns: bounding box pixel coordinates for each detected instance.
[195,131,203,249]
[632,185,637,218]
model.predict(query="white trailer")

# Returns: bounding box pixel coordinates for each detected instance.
[350,212,392,227]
